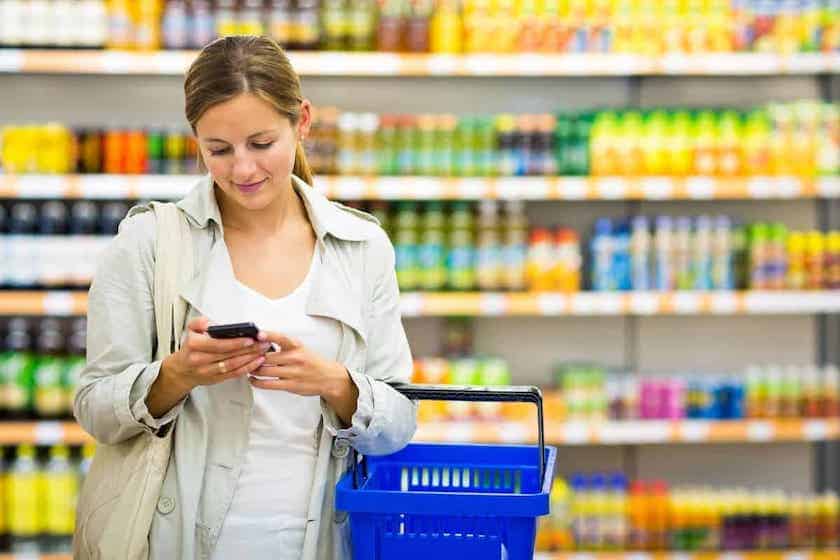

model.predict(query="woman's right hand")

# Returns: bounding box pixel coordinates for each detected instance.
[161,316,271,392]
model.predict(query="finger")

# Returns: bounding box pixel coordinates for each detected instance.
[197,352,265,377]
[249,377,295,391]
[187,344,271,368]
[220,354,267,381]
[187,316,210,334]
[261,331,302,351]
[261,349,301,367]
[249,364,296,380]
[188,333,257,354]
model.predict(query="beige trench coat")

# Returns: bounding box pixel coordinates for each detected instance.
[73,175,417,559]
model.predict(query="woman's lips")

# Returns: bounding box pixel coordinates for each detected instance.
[235,179,266,194]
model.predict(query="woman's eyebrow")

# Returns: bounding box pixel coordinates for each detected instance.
[203,129,279,143]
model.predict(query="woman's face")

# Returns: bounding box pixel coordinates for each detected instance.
[195,92,311,211]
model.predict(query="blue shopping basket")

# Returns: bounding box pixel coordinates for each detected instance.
[336,384,557,560]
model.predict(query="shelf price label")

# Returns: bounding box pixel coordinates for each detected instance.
[680,421,711,442]
[43,292,75,315]
[747,421,775,441]
[0,49,24,72]
[456,178,491,199]
[537,294,568,315]
[595,177,627,199]
[35,421,64,445]
[557,178,588,200]
[685,176,716,199]
[640,177,674,199]
[480,294,508,315]
[498,422,528,443]
[562,422,591,444]
[804,420,829,441]
[399,293,424,316]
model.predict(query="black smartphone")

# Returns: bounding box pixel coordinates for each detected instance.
[207,322,260,340]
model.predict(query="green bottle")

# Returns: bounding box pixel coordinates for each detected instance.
[34,319,67,420]
[62,318,87,419]
[475,117,497,177]
[416,115,436,176]
[0,318,37,420]
[454,116,476,177]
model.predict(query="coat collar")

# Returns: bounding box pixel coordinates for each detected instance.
[176,174,377,242]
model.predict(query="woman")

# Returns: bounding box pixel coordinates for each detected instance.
[74,35,416,559]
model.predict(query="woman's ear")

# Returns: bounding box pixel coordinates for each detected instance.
[298,99,313,140]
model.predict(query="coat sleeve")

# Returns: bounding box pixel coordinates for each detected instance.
[323,228,417,456]
[73,209,185,445]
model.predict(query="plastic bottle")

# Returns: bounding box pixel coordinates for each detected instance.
[33,319,66,420]
[348,0,378,50]
[693,111,719,176]
[711,215,734,290]
[629,480,649,549]
[501,201,527,291]
[674,216,694,290]
[822,364,840,418]
[475,358,511,418]
[496,114,517,177]
[357,113,379,176]
[767,223,789,290]
[693,215,713,290]
[7,444,41,554]
[526,228,555,291]
[555,228,582,293]
[780,365,802,418]
[654,216,675,291]
[591,218,614,292]
[430,0,463,52]
[649,481,670,550]
[570,474,589,548]
[551,479,574,550]
[0,318,36,419]
[62,318,87,419]
[43,445,78,553]
[606,473,628,550]
[447,202,476,291]
[827,232,840,290]
[337,112,359,175]
[476,200,502,291]
[630,216,652,291]
[394,202,420,291]
[717,110,743,176]
[805,231,825,290]
[418,203,447,291]
[749,223,770,290]
[803,365,823,418]
[787,231,808,290]
[817,491,839,548]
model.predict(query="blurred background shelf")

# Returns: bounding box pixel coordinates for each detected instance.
[2,291,840,317]
[2,50,838,76]
[5,418,838,447]
[2,174,839,201]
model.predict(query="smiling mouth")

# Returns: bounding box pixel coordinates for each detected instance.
[235,179,266,193]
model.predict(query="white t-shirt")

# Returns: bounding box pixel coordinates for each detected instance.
[211,245,342,560]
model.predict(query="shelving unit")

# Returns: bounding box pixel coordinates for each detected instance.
[2,290,839,317]
[4,417,839,447]
[1,30,839,558]
[2,174,839,201]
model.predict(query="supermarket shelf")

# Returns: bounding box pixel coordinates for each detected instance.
[2,174,839,201]
[2,291,840,316]
[0,422,92,445]
[4,418,839,446]
[398,291,840,316]
[415,418,840,445]
[535,552,840,560]
[1,50,839,76]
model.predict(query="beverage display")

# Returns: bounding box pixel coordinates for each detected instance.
[555,362,840,422]
[5,101,837,178]
[0,444,87,554]
[0,199,128,289]
[0,318,89,420]
[538,473,840,552]
[1,0,839,54]
[589,215,840,292]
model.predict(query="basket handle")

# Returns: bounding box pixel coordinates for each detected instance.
[351,383,545,489]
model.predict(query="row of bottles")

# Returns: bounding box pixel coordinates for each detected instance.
[0,200,128,289]
[0,318,87,420]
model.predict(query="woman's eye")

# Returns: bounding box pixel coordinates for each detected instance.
[252,142,274,150]
[209,147,230,156]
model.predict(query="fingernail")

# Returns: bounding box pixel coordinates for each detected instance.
[244,339,255,347]
[257,356,265,364]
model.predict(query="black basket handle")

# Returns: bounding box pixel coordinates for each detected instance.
[351,383,545,489]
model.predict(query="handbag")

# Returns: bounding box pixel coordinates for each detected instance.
[73,202,194,559]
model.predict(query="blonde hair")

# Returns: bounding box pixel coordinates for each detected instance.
[184,35,313,186]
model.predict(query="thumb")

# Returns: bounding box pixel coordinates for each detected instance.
[187,316,210,334]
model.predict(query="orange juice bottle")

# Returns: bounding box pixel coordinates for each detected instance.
[693,110,719,176]
[717,110,743,177]
[629,480,649,550]
[414,358,450,421]
[742,110,771,176]
[648,481,669,550]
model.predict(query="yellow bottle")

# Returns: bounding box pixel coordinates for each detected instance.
[7,445,43,549]
[786,232,807,290]
[44,445,79,550]
[431,0,464,53]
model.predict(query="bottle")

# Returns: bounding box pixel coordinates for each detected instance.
[39,201,70,288]
[7,444,42,554]
[822,365,840,418]
[674,216,693,290]
[418,203,447,291]
[555,228,582,293]
[787,231,808,290]
[430,0,463,52]
[447,202,476,291]
[476,200,502,291]
[63,318,87,419]
[0,318,37,420]
[348,0,377,50]
[630,216,651,291]
[551,479,574,550]
[8,202,38,288]
[805,231,825,290]
[394,202,420,291]
[692,215,713,290]
[711,215,734,290]
[43,445,78,553]
[526,228,555,291]
[767,223,788,290]
[606,473,628,550]
[215,0,239,37]
[190,0,216,49]
[591,218,614,292]
[107,0,134,49]
[648,480,670,550]
[827,232,840,290]
[629,480,649,550]
[34,319,67,420]
[654,216,675,291]
[162,0,189,49]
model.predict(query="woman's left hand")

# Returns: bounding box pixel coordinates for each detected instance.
[250,331,359,425]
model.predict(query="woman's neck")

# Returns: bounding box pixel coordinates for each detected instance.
[216,180,307,237]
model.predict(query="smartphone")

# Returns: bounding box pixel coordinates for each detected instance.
[207,322,260,340]
[207,322,275,352]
